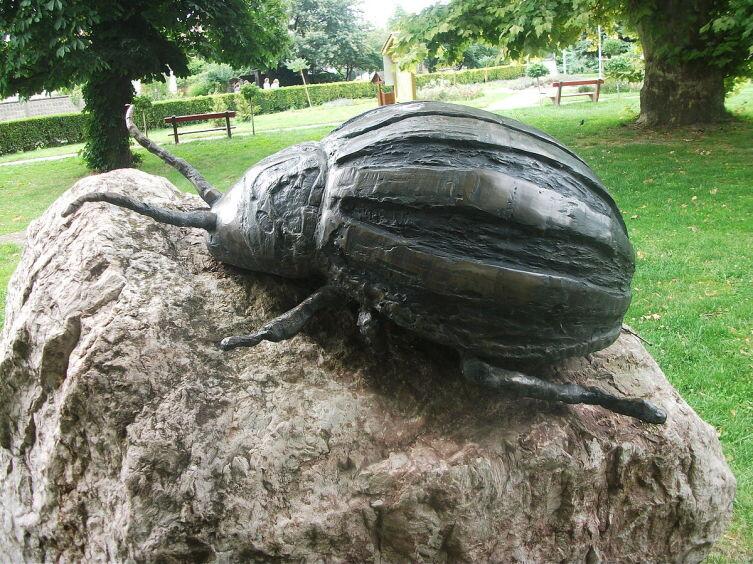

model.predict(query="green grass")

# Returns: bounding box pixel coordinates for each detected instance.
[0,142,85,164]
[0,244,22,323]
[146,98,377,145]
[1,84,752,560]
[0,98,377,164]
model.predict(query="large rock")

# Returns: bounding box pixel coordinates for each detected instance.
[0,170,735,562]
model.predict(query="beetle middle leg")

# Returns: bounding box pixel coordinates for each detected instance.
[462,357,667,424]
[220,286,341,351]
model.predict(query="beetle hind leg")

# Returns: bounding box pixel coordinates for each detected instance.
[220,286,340,351]
[462,357,667,424]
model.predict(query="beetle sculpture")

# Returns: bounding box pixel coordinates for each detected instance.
[63,102,666,424]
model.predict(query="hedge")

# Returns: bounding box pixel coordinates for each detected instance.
[0,112,86,155]
[416,64,525,87]
[133,81,376,130]
[0,66,526,155]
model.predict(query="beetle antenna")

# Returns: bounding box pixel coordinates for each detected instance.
[62,192,217,231]
[125,104,222,206]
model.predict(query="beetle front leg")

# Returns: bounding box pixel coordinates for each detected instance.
[220,286,340,351]
[462,357,667,424]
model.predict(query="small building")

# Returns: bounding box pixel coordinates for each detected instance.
[381,33,417,104]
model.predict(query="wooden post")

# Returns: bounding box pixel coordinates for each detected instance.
[171,116,179,144]
[594,80,602,103]
[225,111,232,138]
[555,84,563,106]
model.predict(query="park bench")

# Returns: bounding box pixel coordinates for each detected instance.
[549,79,604,105]
[164,111,236,144]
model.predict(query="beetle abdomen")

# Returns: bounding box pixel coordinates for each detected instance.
[318,102,634,363]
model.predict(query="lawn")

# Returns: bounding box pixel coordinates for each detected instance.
[0,98,377,164]
[0,85,752,560]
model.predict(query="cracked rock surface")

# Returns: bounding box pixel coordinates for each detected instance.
[0,170,735,562]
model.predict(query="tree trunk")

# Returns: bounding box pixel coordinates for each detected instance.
[634,1,727,127]
[82,75,135,171]
[637,56,726,127]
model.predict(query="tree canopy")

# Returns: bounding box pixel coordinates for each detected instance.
[0,0,287,169]
[286,0,383,80]
[392,0,753,126]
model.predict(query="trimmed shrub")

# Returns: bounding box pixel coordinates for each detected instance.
[0,66,523,155]
[243,81,376,113]
[416,64,524,87]
[0,113,86,155]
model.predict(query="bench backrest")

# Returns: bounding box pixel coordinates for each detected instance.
[164,111,237,124]
[551,79,604,88]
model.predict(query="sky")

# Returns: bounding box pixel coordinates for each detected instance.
[359,0,444,30]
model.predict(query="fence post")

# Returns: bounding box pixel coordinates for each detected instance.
[171,116,179,144]
[225,111,232,138]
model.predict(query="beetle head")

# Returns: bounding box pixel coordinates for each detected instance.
[207,142,328,278]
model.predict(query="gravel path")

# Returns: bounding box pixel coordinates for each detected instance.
[0,231,25,245]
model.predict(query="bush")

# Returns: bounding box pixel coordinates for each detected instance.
[0,113,86,155]
[604,54,644,95]
[604,54,644,85]
[211,96,233,127]
[526,62,549,80]
[244,80,376,113]
[0,79,380,155]
[184,62,238,96]
[415,64,524,87]
[418,79,483,101]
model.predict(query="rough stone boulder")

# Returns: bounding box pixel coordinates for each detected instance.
[0,170,735,562]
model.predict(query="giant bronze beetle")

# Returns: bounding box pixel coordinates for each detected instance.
[64,102,666,424]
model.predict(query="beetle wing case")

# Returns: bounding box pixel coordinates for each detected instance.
[316,102,635,364]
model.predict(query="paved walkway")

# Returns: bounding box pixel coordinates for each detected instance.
[486,87,548,111]
[0,153,78,167]
[0,230,26,245]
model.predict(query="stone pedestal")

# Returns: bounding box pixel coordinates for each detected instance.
[0,170,735,562]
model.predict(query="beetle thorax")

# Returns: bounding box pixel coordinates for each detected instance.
[206,142,327,278]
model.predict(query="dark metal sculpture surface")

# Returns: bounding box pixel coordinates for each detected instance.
[63,102,666,424]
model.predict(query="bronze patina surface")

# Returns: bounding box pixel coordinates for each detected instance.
[63,102,665,423]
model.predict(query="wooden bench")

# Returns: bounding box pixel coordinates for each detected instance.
[164,111,236,144]
[549,79,604,105]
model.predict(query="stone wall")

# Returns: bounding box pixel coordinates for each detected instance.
[0,95,82,121]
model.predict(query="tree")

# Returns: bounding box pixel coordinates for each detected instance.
[526,62,550,85]
[460,44,503,69]
[181,59,250,97]
[605,52,644,96]
[602,37,631,58]
[286,58,312,107]
[286,0,382,80]
[0,0,287,171]
[526,62,549,100]
[392,0,753,126]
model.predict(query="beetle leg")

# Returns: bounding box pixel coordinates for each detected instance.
[219,286,340,351]
[462,357,667,424]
